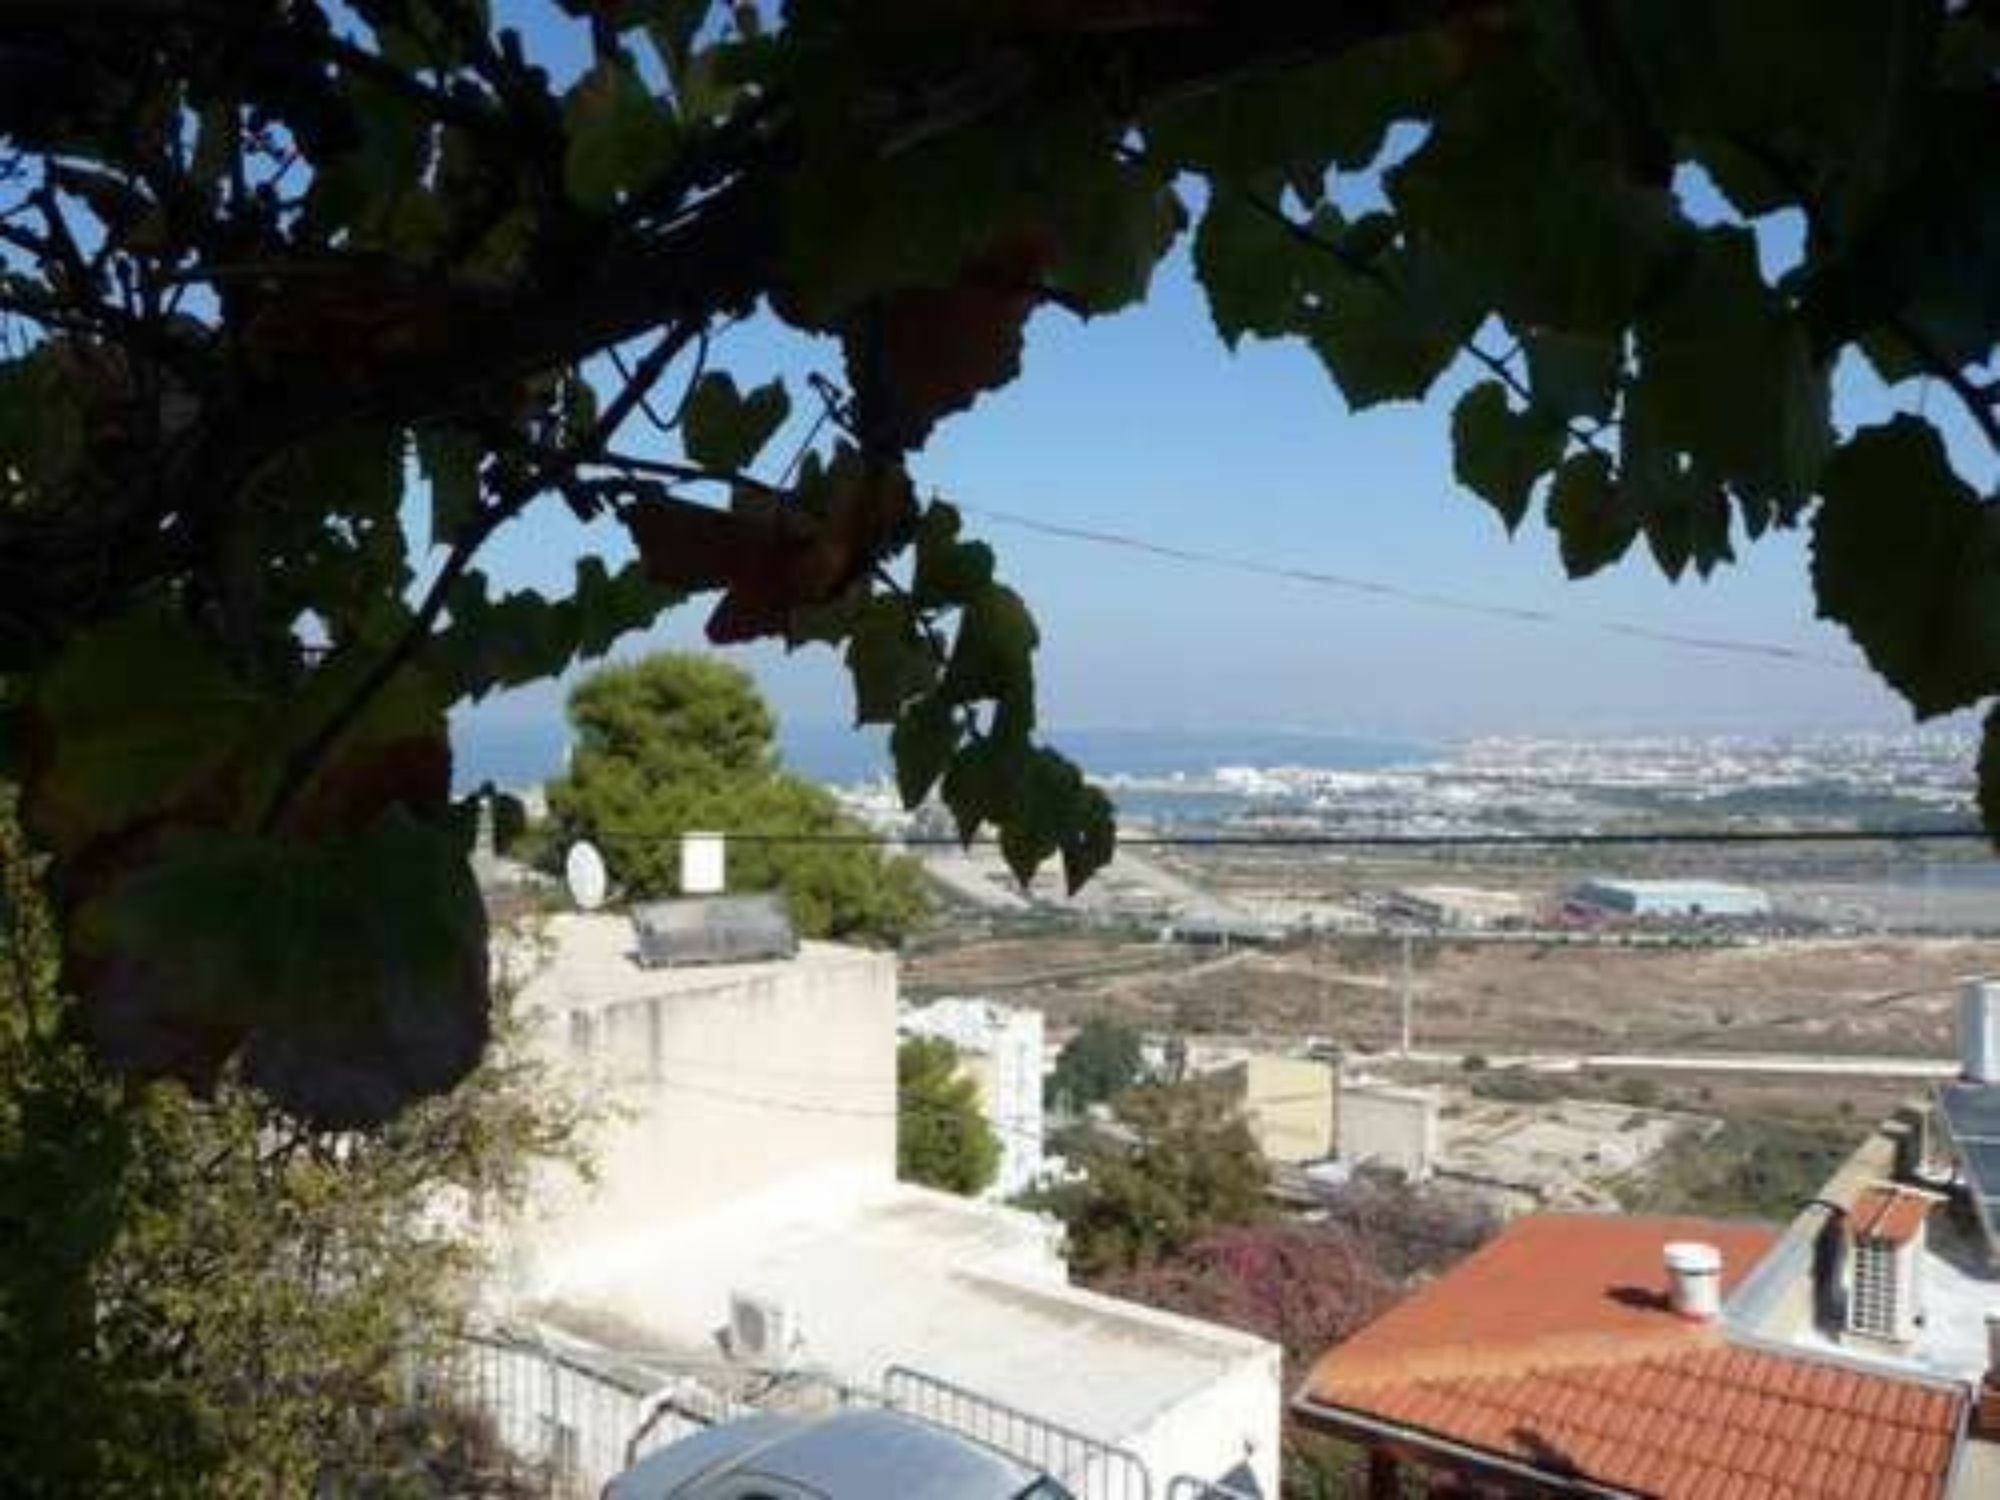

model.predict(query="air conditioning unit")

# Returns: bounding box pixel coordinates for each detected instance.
[728,1291,801,1368]
[1842,1185,1938,1348]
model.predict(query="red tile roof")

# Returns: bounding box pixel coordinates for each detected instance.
[1849,1186,1935,1248]
[1298,1213,1965,1500]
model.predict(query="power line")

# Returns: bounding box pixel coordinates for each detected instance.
[956,501,1863,671]
[581,826,1990,848]
[635,1066,1052,1144]
[597,1065,1333,1144]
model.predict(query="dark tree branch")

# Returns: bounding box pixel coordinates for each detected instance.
[255,320,706,833]
[584,447,782,496]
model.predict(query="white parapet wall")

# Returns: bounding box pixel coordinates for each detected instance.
[1113,1302,1283,1500]
[506,914,898,1294]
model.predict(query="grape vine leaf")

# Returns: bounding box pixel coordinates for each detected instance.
[73,809,488,1128]
[940,585,1039,706]
[846,596,937,725]
[1451,381,1566,534]
[1545,450,1638,579]
[564,56,679,210]
[911,503,996,610]
[1627,229,1831,516]
[999,747,1083,887]
[857,233,1048,450]
[1061,783,1117,896]
[1143,28,1458,183]
[940,730,1024,848]
[1193,191,1304,347]
[1388,60,1686,336]
[22,609,263,860]
[890,692,955,811]
[682,372,790,474]
[1811,416,2000,719]
[1304,236,1480,409]
[1522,330,1620,423]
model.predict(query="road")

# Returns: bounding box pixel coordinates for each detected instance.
[1398,1048,1956,1080]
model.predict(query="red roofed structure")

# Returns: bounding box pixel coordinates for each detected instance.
[1295,1213,1967,1498]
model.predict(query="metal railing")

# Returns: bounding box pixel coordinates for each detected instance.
[416,1329,663,1496]
[1164,1478,1262,1500]
[883,1364,1153,1500]
[415,1327,884,1497]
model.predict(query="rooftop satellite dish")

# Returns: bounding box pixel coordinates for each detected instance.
[564,840,609,911]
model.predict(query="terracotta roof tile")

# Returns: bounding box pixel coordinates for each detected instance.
[1297,1213,1965,1500]
[1850,1185,1934,1246]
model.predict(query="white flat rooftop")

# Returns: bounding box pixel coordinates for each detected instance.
[532,1174,1275,1450]
[518,912,889,1015]
[1787,1219,2000,1387]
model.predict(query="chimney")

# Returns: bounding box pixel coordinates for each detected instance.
[1961,979,2000,1084]
[1665,1241,1722,1321]
[681,832,726,895]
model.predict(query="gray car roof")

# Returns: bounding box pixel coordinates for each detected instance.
[606,1408,1062,1500]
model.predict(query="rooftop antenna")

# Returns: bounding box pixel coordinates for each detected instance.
[564,840,609,911]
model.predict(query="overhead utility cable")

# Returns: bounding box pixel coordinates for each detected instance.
[580,826,1990,849]
[956,501,1861,671]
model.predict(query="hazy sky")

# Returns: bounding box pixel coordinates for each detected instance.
[458,10,1997,749]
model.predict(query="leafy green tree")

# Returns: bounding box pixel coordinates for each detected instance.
[1622,1116,1854,1222]
[0,4,1993,1120]
[1048,1017,1147,1113]
[1038,1082,1270,1278]
[546,653,927,942]
[0,799,588,1497]
[897,1035,1000,1197]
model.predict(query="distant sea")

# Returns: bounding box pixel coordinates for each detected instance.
[454,718,1434,792]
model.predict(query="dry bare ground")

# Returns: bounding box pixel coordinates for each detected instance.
[909,931,2000,1057]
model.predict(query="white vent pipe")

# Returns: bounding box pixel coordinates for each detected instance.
[1665,1241,1723,1322]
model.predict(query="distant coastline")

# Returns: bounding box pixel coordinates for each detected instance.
[452,718,1436,793]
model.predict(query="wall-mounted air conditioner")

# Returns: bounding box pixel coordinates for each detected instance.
[728,1290,801,1369]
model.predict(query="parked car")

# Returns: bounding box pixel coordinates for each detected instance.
[603,1408,1077,1500]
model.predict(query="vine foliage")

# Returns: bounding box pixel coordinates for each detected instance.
[0,1,1993,1121]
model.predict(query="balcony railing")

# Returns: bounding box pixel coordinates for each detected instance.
[883,1363,1154,1500]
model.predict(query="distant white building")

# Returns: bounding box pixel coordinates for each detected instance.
[494,891,1280,1498]
[1571,877,1771,919]
[1387,883,1530,931]
[900,996,1046,1199]
[1338,1080,1442,1181]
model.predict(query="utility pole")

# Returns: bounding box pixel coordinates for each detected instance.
[1398,931,1414,1057]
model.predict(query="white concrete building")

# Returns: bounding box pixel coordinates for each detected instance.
[1337,1080,1441,1180]
[496,907,1280,1498]
[900,996,1046,1198]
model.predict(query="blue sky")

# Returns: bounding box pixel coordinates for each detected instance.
[463,244,1993,748]
[457,8,1997,753]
